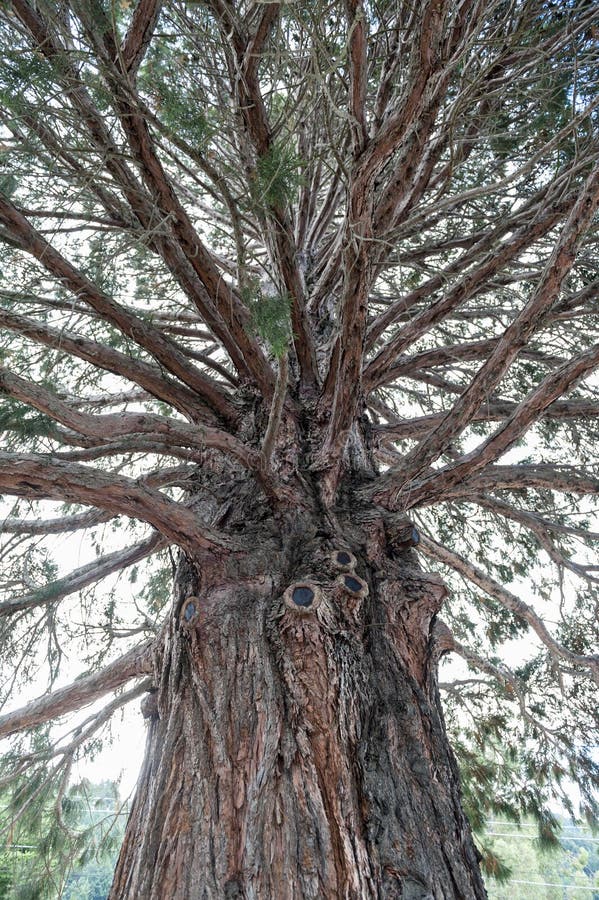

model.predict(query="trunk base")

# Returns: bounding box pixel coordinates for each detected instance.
[111,512,486,899]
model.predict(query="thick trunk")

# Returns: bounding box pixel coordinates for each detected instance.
[110,505,486,899]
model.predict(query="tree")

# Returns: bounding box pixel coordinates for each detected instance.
[0,774,125,899]
[0,0,597,896]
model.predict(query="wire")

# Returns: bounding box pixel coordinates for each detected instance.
[486,831,599,843]
[508,881,598,891]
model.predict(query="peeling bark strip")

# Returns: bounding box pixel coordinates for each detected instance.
[111,515,485,899]
[0,642,153,738]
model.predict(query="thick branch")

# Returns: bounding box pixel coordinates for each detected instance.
[0,453,241,553]
[0,465,196,534]
[0,532,165,616]
[0,368,258,469]
[0,641,154,739]
[121,0,163,76]
[346,0,368,154]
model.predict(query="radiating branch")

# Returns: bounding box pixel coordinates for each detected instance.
[0,532,166,616]
[0,641,154,739]
[0,453,243,553]
[420,535,599,682]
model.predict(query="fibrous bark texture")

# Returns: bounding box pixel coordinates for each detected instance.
[111,496,485,899]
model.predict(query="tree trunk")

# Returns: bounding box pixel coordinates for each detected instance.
[110,498,487,899]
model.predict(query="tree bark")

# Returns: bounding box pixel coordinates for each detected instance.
[110,497,486,899]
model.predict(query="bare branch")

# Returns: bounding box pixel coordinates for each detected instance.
[420,535,599,682]
[0,453,242,553]
[0,368,259,469]
[386,163,599,485]
[260,352,288,471]
[121,0,163,76]
[0,642,154,739]
[450,465,599,498]
[394,339,599,509]
[0,308,206,421]
[373,398,599,441]
[0,532,165,616]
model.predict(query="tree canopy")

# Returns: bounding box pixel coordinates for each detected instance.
[0,0,598,888]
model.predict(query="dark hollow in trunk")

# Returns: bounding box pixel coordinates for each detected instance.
[110,487,486,899]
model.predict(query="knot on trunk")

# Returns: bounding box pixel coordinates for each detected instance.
[180,596,200,626]
[331,548,357,570]
[337,572,369,598]
[283,581,323,614]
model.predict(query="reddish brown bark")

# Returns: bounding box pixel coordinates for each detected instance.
[110,501,486,899]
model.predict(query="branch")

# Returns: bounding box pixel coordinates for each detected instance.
[394,339,599,508]
[450,464,599,498]
[373,398,599,441]
[214,2,318,388]
[0,308,205,422]
[0,368,258,469]
[386,162,599,483]
[79,5,276,394]
[0,453,242,553]
[0,194,239,424]
[260,352,288,470]
[0,641,154,739]
[345,0,368,154]
[435,621,563,742]
[120,0,163,76]
[364,197,572,389]
[468,494,599,584]
[420,535,599,682]
[1,509,113,535]
[0,465,195,534]
[9,0,273,395]
[371,339,565,387]
[0,532,165,616]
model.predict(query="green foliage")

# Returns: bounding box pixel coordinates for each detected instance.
[243,281,291,357]
[0,399,56,441]
[0,774,126,900]
[483,817,599,899]
[140,47,213,149]
[252,142,303,209]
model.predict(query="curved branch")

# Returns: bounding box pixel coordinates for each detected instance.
[0,453,242,553]
[420,535,599,682]
[0,368,258,469]
[469,494,599,584]
[0,308,203,421]
[0,466,196,534]
[0,641,154,739]
[398,340,599,508]
[0,532,165,616]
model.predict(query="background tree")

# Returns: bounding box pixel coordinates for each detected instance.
[0,0,597,897]
[0,774,126,899]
